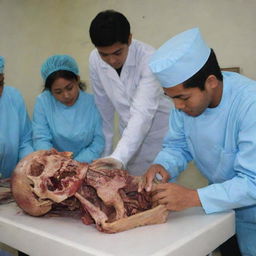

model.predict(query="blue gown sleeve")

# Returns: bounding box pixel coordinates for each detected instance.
[74,106,105,163]
[32,96,53,150]
[16,91,34,160]
[153,109,193,179]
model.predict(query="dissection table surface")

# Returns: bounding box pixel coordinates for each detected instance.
[0,203,235,256]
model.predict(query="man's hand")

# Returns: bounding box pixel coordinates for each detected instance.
[151,183,201,211]
[138,164,170,192]
[90,157,123,170]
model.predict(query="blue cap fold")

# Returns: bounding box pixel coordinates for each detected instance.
[0,56,5,73]
[149,28,211,88]
[41,54,79,81]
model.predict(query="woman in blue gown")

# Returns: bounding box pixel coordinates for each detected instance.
[0,56,33,256]
[0,56,33,179]
[33,55,105,163]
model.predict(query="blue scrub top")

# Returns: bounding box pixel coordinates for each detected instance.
[32,90,105,163]
[0,86,33,178]
[154,72,256,223]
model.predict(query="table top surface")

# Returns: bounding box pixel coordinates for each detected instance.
[0,203,235,256]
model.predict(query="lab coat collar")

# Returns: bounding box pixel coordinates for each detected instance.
[124,40,136,67]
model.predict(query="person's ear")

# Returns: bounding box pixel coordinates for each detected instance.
[205,75,219,89]
[128,34,132,46]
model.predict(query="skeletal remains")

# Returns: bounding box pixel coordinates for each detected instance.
[11,149,169,233]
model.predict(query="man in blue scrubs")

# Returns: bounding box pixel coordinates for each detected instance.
[140,28,256,255]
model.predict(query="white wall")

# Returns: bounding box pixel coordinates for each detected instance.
[0,0,255,188]
[1,0,256,115]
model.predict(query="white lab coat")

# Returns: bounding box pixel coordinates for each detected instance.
[89,40,173,175]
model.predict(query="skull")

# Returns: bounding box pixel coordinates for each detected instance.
[11,149,88,216]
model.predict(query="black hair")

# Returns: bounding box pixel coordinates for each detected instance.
[44,70,86,91]
[89,10,130,47]
[183,49,223,90]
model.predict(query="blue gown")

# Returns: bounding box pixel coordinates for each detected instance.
[154,72,256,255]
[32,90,105,163]
[0,86,33,178]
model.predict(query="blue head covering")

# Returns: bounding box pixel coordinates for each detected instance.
[0,56,5,73]
[149,28,211,88]
[41,54,79,81]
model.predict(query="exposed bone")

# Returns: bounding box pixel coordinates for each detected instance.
[86,169,127,219]
[12,154,52,216]
[28,156,88,202]
[75,192,108,229]
[12,149,87,216]
[101,205,169,233]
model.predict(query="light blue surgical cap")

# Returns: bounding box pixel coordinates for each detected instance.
[41,54,79,81]
[0,56,5,73]
[149,28,211,88]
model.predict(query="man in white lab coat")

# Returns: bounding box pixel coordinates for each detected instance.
[89,10,172,175]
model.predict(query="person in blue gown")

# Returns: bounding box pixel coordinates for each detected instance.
[33,54,105,163]
[0,56,33,179]
[140,28,256,256]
